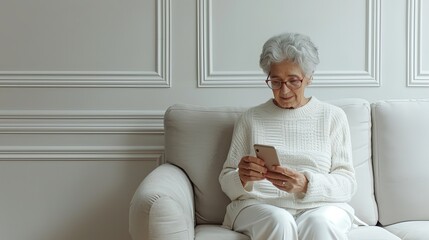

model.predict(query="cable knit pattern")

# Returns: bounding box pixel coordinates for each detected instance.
[219,97,357,229]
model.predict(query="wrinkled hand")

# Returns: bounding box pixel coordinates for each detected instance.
[238,156,267,186]
[265,166,308,193]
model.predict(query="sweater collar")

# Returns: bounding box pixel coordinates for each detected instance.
[265,97,320,118]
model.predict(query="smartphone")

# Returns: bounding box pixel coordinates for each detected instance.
[253,144,280,169]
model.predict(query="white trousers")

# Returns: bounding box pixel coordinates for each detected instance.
[233,204,352,240]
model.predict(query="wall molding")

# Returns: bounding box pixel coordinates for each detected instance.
[407,0,429,87]
[0,146,164,163]
[0,110,166,163]
[197,0,381,87]
[0,0,171,88]
[0,110,165,134]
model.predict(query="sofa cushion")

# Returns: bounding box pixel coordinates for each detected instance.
[164,105,245,224]
[327,98,378,225]
[372,99,429,225]
[194,224,402,240]
[384,221,429,240]
[348,226,401,240]
[195,225,249,240]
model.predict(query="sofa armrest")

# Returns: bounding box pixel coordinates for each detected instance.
[129,164,195,240]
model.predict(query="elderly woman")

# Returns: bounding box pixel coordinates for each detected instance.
[219,33,357,240]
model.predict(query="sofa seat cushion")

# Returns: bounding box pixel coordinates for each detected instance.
[195,225,249,240]
[195,224,401,240]
[384,221,429,240]
[348,226,401,240]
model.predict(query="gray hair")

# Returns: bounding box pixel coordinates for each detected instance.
[259,33,320,77]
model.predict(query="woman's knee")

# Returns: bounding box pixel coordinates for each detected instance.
[266,208,297,229]
[297,207,351,239]
[300,213,332,229]
[263,208,298,239]
[234,205,298,239]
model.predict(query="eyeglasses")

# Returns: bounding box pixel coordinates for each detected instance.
[265,74,304,90]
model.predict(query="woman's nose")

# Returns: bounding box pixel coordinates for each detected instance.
[280,83,291,93]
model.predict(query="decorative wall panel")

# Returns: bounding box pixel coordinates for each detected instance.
[407,0,429,86]
[0,0,170,87]
[198,0,381,87]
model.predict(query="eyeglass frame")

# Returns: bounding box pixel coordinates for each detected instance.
[265,72,304,90]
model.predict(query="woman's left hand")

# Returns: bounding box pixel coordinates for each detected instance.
[265,166,308,193]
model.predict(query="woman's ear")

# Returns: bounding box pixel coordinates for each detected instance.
[307,71,315,85]
[307,76,313,85]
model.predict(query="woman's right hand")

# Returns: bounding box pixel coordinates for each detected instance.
[238,156,267,186]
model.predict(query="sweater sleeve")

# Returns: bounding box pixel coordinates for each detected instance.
[299,108,357,203]
[219,113,254,201]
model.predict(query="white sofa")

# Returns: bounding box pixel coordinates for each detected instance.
[129,98,429,240]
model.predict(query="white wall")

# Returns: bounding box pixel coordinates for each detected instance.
[0,0,428,239]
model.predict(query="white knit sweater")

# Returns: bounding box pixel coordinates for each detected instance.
[219,97,357,229]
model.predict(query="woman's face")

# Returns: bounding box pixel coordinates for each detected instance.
[268,60,310,109]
